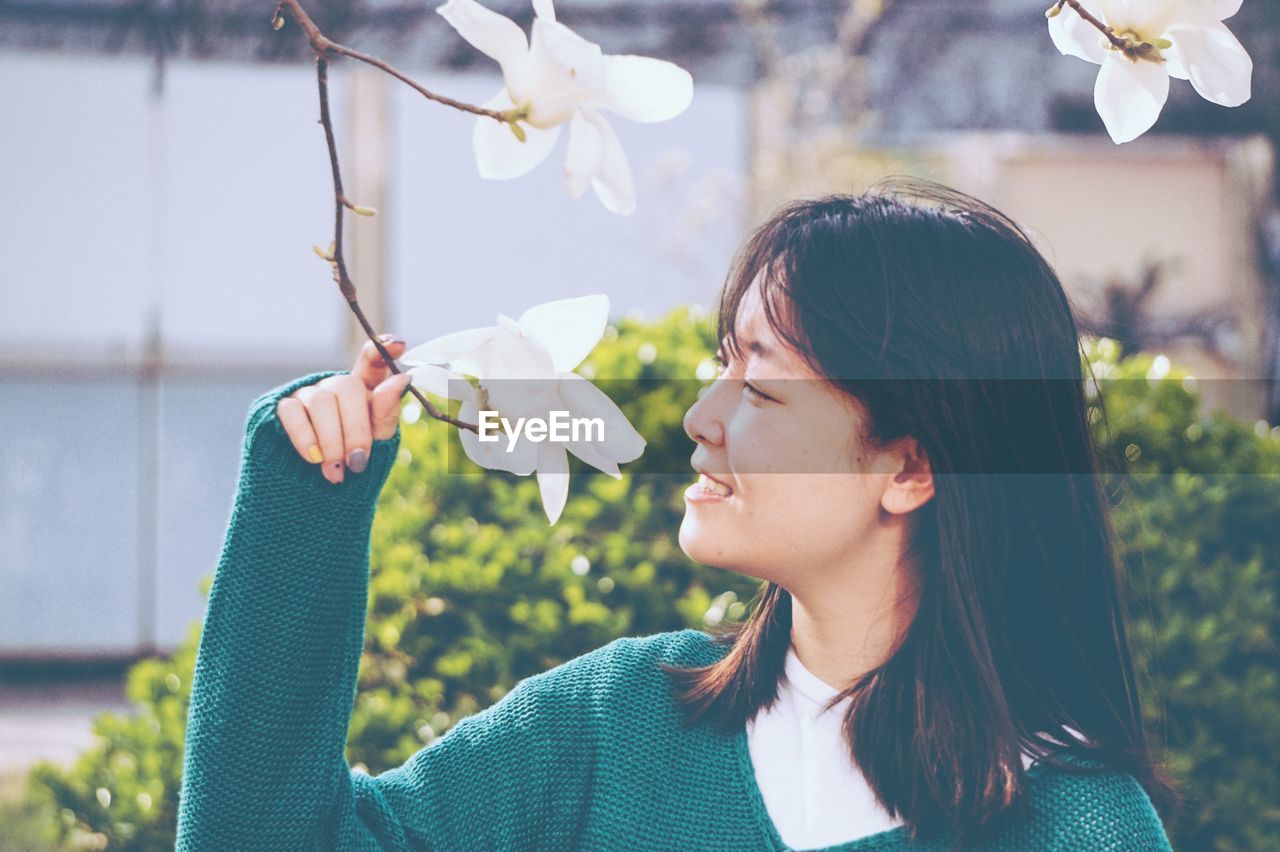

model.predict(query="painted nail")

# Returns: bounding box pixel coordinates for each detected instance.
[347,448,368,474]
[330,461,344,484]
[307,444,324,463]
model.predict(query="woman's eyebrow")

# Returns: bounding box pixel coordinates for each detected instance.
[719,335,776,363]
[741,338,775,361]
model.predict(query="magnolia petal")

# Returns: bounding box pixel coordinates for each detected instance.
[482,381,564,432]
[1092,0,1125,21]
[1163,43,1190,81]
[530,18,606,96]
[563,109,604,197]
[565,438,622,479]
[532,0,556,21]
[522,29,588,127]
[556,371,646,464]
[436,0,532,89]
[401,325,499,368]
[536,442,571,525]
[1048,2,1109,66]
[466,323,557,380]
[1208,0,1242,20]
[578,110,636,215]
[458,398,540,476]
[1094,51,1170,144]
[406,364,480,405]
[600,55,694,122]
[517,294,610,373]
[474,88,562,179]
[1165,18,1252,107]
[1132,0,1188,38]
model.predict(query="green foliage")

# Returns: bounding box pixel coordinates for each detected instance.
[25,626,196,850]
[22,307,757,849]
[347,306,748,771]
[0,793,73,851]
[19,323,1280,850]
[1082,339,1280,851]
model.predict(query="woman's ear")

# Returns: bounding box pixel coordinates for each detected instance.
[880,437,934,515]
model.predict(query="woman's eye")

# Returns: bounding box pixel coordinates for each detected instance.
[713,351,771,403]
[743,381,771,403]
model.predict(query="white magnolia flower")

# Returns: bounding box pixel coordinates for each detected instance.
[436,0,694,215]
[1048,0,1252,144]
[401,294,646,525]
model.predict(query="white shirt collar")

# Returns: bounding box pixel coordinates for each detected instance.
[783,644,849,706]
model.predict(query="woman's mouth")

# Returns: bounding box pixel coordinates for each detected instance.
[686,472,734,502]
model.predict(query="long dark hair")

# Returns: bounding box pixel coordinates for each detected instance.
[660,177,1181,845]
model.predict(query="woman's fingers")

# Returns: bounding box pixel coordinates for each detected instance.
[354,336,406,390]
[333,374,373,474]
[293,384,346,484]
[276,397,323,464]
[371,372,413,441]
[275,336,413,484]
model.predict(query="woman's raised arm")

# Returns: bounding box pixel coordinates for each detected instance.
[176,368,598,850]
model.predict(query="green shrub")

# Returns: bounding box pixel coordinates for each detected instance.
[19,323,1280,850]
[1082,339,1280,850]
[23,307,756,848]
[27,628,195,850]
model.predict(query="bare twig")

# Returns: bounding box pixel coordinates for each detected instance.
[278,0,480,432]
[1054,0,1137,52]
[313,60,478,432]
[277,0,510,121]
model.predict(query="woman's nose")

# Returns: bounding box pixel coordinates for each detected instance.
[684,383,725,446]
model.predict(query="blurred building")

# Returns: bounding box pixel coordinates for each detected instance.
[1,0,1277,658]
[748,0,1280,422]
[0,0,752,659]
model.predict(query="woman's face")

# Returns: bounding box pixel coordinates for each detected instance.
[679,284,931,592]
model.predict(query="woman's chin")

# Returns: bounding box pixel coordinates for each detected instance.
[679,517,785,585]
[678,516,730,565]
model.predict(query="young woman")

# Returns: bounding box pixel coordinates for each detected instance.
[177,178,1179,850]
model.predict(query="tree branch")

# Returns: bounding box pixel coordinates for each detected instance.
[1055,0,1132,52]
[278,0,480,432]
[277,0,510,121]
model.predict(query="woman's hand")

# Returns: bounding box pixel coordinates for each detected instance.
[275,335,414,484]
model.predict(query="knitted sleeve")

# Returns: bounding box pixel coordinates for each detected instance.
[1051,766,1174,851]
[177,371,599,851]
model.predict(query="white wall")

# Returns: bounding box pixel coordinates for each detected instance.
[387,72,748,337]
[0,50,748,656]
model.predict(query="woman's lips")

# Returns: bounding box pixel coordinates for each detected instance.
[686,472,734,502]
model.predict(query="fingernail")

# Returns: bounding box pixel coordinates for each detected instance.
[378,333,404,346]
[347,448,368,474]
[397,373,414,398]
[330,460,344,484]
[307,444,323,464]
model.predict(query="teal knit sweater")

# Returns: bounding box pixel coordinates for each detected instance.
[177,371,1175,851]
